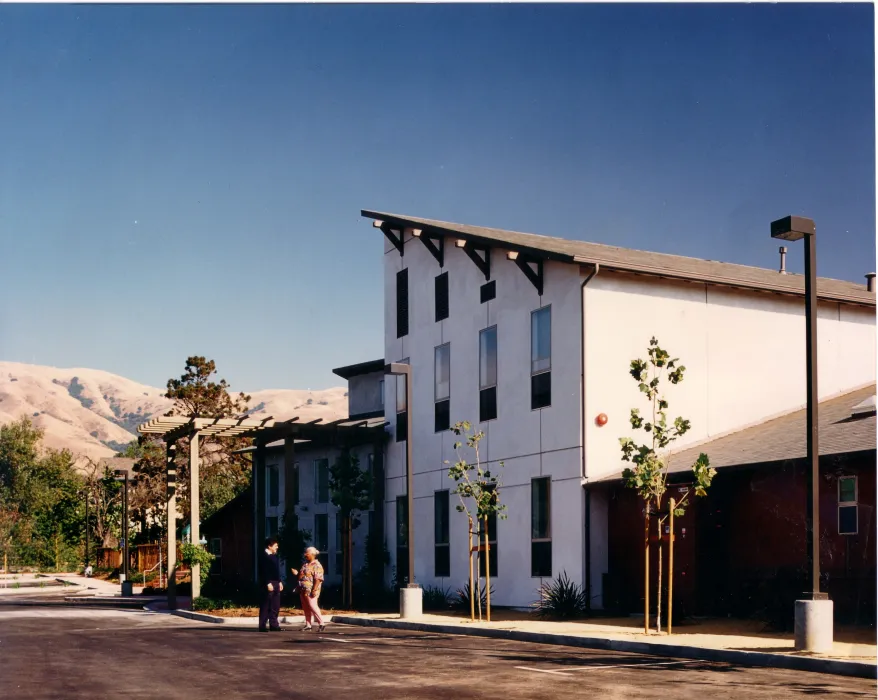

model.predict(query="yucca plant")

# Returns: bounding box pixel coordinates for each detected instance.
[422,585,453,611]
[454,580,494,612]
[534,571,587,619]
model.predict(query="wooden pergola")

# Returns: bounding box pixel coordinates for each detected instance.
[137,414,388,608]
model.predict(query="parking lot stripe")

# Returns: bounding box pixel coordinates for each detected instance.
[567,660,701,672]
[514,666,574,677]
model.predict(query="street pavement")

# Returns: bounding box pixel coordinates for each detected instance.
[0,594,875,699]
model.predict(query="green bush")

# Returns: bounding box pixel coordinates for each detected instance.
[192,596,237,611]
[180,544,215,588]
[422,585,453,611]
[534,571,587,619]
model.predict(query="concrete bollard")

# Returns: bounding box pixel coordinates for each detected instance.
[400,584,423,619]
[794,599,833,653]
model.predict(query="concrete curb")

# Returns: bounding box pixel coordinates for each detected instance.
[166,609,339,626]
[331,616,877,680]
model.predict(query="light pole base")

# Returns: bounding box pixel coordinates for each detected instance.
[400,584,422,619]
[794,598,833,653]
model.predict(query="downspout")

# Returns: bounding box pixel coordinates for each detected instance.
[580,263,599,612]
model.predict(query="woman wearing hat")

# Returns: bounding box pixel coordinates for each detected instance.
[291,546,325,632]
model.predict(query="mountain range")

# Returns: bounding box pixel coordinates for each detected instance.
[0,361,348,462]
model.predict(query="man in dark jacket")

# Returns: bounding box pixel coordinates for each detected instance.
[258,537,284,632]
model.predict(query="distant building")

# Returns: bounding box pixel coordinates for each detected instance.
[366,210,876,610]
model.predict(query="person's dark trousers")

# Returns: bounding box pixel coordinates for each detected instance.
[259,582,281,631]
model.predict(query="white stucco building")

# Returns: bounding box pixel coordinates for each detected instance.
[366,209,876,609]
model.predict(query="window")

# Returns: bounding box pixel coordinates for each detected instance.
[395,358,409,442]
[480,280,496,304]
[435,344,451,432]
[379,380,385,408]
[838,476,858,535]
[314,514,329,575]
[209,538,222,576]
[397,268,409,338]
[435,272,449,322]
[266,464,279,508]
[531,477,552,577]
[434,491,450,577]
[478,489,498,578]
[396,495,409,585]
[265,516,279,539]
[314,459,329,504]
[209,538,222,557]
[479,326,498,422]
[531,306,552,409]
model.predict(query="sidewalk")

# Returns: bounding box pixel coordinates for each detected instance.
[329,612,877,679]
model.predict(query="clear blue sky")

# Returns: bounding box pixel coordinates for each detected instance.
[0,4,874,392]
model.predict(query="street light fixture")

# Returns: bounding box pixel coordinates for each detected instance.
[113,468,132,597]
[770,215,832,652]
[384,362,422,619]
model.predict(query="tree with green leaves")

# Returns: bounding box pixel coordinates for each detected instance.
[329,450,373,608]
[620,337,715,634]
[164,356,253,521]
[117,438,168,544]
[446,421,507,622]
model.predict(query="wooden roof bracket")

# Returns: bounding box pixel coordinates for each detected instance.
[508,251,543,295]
[459,241,491,280]
[413,229,444,266]
[380,223,404,256]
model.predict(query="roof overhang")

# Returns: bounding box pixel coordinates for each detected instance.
[332,359,386,380]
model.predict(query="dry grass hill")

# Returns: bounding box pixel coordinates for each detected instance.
[0,361,348,462]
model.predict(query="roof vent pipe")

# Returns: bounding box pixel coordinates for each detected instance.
[866,273,876,292]
[778,246,788,274]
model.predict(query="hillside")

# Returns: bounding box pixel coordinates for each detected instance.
[0,362,348,461]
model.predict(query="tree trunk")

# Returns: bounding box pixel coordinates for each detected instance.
[468,517,474,622]
[668,498,675,636]
[656,517,663,634]
[484,515,491,623]
[643,504,650,635]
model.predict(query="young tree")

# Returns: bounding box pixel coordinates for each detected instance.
[118,438,169,543]
[620,337,715,634]
[329,450,373,608]
[164,356,253,520]
[82,458,123,549]
[446,421,507,622]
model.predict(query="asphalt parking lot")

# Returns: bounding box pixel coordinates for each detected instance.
[0,597,875,699]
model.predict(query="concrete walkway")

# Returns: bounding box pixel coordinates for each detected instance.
[328,612,877,679]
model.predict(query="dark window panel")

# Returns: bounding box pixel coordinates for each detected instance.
[531,541,552,578]
[435,272,449,322]
[435,399,450,433]
[396,269,409,338]
[434,545,450,578]
[396,411,408,442]
[531,371,551,410]
[480,386,497,422]
[480,280,496,303]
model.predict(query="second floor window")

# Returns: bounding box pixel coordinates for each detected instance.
[396,358,409,442]
[397,269,409,338]
[435,272,449,322]
[531,306,551,409]
[314,459,329,503]
[435,343,451,432]
[266,464,279,508]
[479,326,498,422]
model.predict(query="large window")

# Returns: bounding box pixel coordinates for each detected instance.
[314,459,329,504]
[531,477,552,577]
[266,464,279,508]
[397,268,409,338]
[478,485,498,578]
[435,272,449,322]
[314,513,329,574]
[839,476,858,535]
[531,306,552,409]
[479,326,498,422]
[396,358,409,442]
[435,344,451,432]
[265,516,279,539]
[434,490,450,577]
[396,495,409,585]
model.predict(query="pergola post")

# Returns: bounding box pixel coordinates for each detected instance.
[190,431,201,599]
[166,442,177,610]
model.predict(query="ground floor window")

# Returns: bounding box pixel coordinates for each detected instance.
[434,490,450,577]
[531,477,552,577]
[396,495,409,585]
[838,475,858,535]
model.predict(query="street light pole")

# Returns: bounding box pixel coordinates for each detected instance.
[84,490,90,569]
[771,215,832,653]
[114,469,131,596]
[385,362,422,619]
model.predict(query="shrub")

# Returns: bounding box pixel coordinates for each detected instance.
[192,596,237,611]
[454,580,494,612]
[422,585,453,611]
[180,544,215,588]
[534,571,587,619]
